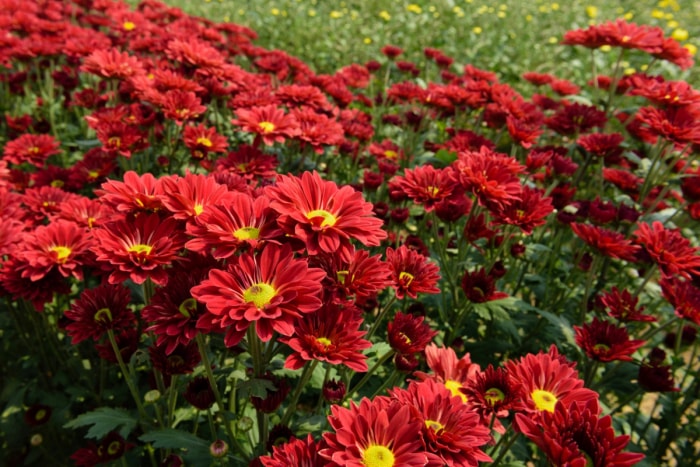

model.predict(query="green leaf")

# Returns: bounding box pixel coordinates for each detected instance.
[63,407,137,439]
[139,429,209,451]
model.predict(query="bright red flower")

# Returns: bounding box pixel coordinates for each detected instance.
[182,123,229,161]
[574,317,645,362]
[281,302,371,372]
[81,48,146,80]
[267,171,387,259]
[515,398,645,467]
[634,221,700,279]
[260,434,324,467]
[628,75,700,107]
[232,105,299,146]
[192,244,326,347]
[215,144,279,180]
[291,107,345,153]
[660,276,700,326]
[97,170,165,214]
[3,134,61,167]
[550,78,580,96]
[91,213,186,286]
[313,248,392,301]
[388,312,438,355]
[570,223,640,261]
[653,37,694,69]
[492,186,553,234]
[634,104,700,146]
[386,245,441,299]
[414,343,480,403]
[563,20,664,53]
[461,364,517,434]
[522,71,555,86]
[160,90,207,124]
[160,172,231,223]
[392,165,459,212]
[165,37,226,69]
[320,397,427,467]
[186,191,282,259]
[600,287,656,322]
[64,284,135,344]
[19,220,93,281]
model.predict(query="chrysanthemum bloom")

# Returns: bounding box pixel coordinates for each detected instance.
[281,302,371,372]
[638,348,678,392]
[461,364,516,434]
[160,172,232,224]
[96,170,165,214]
[323,379,347,404]
[71,432,135,467]
[562,19,664,53]
[250,373,291,413]
[392,165,459,212]
[267,171,387,260]
[515,398,645,466]
[24,404,52,427]
[491,186,553,234]
[386,245,441,299]
[192,244,326,347]
[414,344,480,403]
[3,133,61,167]
[232,105,299,146]
[291,107,345,154]
[160,90,207,124]
[19,220,93,281]
[320,397,428,467]
[91,213,186,286]
[660,276,700,326]
[545,102,608,135]
[0,256,71,312]
[64,284,134,344]
[183,375,216,410]
[570,223,640,261]
[600,287,656,322]
[53,197,113,230]
[186,191,282,259]
[390,379,492,466]
[165,37,226,69]
[182,123,229,161]
[574,318,645,362]
[149,341,201,377]
[506,348,598,417]
[460,267,508,303]
[634,221,700,279]
[215,144,279,180]
[313,248,392,301]
[260,434,324,467]
[81,48,146,80]
[388,312,438,355]
[634,105,700,146]
[452,146,524,210]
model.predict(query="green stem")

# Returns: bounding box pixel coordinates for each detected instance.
[365,295,397,341]
[346,350,395,398]
[490,431,520,466]
[280,360,319,426]
[107,329,148,420]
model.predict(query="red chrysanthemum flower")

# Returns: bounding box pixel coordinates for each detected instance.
[570,223,640,261]
[291,107,345,154]
[574,317,645,362]
[19,220,93,281]
[414,343,480,403]
[81,48,146,80]
[660,276,700,326]
[634,105,700,146]
[545,103,608,135]
[387,312,438,355]
[71,432,135,467]
[281,302,371,372]
[232,105,299,146]
[390,379,492,466]
[522,71,555,86]
[215,144,279,180]
[516,398,644,467]
[492,186,553,234]
[260,434,324,467]
[267,171,387,260]
[165,37,226,69]
[652,37,694,69]
[3,133,61,167]
[91,213,186,286]
[160,90,207,124]
[461,364,517,434]
[97,170,165,214]
[577,132,625,159]
[64,284,135,344]
[461,267,508,303]
[160,172,231,223]
[52,197,113,230]
[313,248,392,301]
[192,244,326,347]
[182,123,229,161]
[638,348,678,392]
[600,287,656,322]
[186,191,282,259]
[627,75,700,107]
[385,245,441,299]
[149,341,201,377]
[320,397,427,467]
[0,256,71,312]
[634,221,700,279]
[392,165,458,212]
[562,20,664,53]
[507,347,598,418]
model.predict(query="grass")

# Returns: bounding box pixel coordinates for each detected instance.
[131,0,699,86]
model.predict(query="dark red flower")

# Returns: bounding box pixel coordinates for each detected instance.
[183,376,216,410]
[149,341,201,377]
[571,223,640,261]
[546,103,607,135]
[600,287,656,322]
[574,317,645,362]
[250,373,291,413]
[64,284,134,344]
[3,133,61,167]
[182,124,229,161]
[387,312,438,355]
[215,144,279,180]
[161,90,207,124]
[19,220,93,281]
[461,364,516,434]
[386,245,441,299]
[638,348,678,392]
[392,165,458,212]
[461,267,508,303]
[634,221,700,279]
[660,276,700,326]
[492,186,553,234]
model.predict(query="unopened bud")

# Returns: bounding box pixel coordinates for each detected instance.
[210,439,228,458]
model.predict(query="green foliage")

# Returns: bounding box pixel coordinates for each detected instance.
[63,407,138,439]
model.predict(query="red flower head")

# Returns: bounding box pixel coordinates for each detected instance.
[149,341,201,377]
[638,348,678,392]
[97,170,165,214]
[0,256,71,312]
[161,90,207,124]
[563,19,664,53]
[19,220,93,281]
[64,284,135,344]
[314,248,392,301]
[574,317,645,362]
[660,276,700,326]
[461,267,508,303]
[570,222,640,261]
[192,244,326,347]
[634,105,700,146]
[215,144,279,180]
[320,397,427,467]
[281,302,371,372]
[291,107,345,154]
[577,132,625,159]
[81,48,146,80]
[3,133,61,167]
[71,432,135,467]
[515,398,645,467]
[91,213,186,286]
[267,171,387,260]
[392,165,458,212]
[546,103,608,136]
[461,364,517,434]
[386,245,441,299]
[381,44,404,59]
[232,105,299,146]
[260,434,324,467]
[414,343,480,403]
[160,172,231,223]
[387,312,438,355]
[506,347,598,418]
[634,221,700,279]
[492,186,553,234]
[182,123,229,161]
[183,375,216,411]
[600,287,656,322]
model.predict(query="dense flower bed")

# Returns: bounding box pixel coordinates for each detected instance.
[1,0,699,465]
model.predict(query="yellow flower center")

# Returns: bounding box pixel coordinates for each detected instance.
[426,186,439,197]
[307,209,337,228]
[243,283,276,309]
[123,21,136,31]
[193,203,204,216]
[258,121,276,133]
[485,387,505,406]
[87,170,100,180]
[107,136,121,148]
[337,270,349,282]
[128,244,153,255]
[107,440,122,456]
[51,245,72,263]
[532,389,558,413]
[384,150,398,159]
[50,179,64,188]
[593,343,611,354]
[445,379,467,403]
[316,336,332,348]
[94,307,113,324]
[363,444,395,467]
[398,271,414,286]
[233,226,260,241]
[425,419,444,433]
[196,136,212,147]
[179,298,198,318]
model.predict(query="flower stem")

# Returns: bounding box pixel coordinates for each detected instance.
[365,295,397,341]
[107,329,148,420]
[280,360,318,426]
[346,349,395,398]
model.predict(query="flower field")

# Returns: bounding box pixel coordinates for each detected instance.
[1,0,699,465]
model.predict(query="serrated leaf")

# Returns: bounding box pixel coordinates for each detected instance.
[63,407,137,439]
[237,377,276,399]
[139,429,209,451]
[433,148,457,165]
